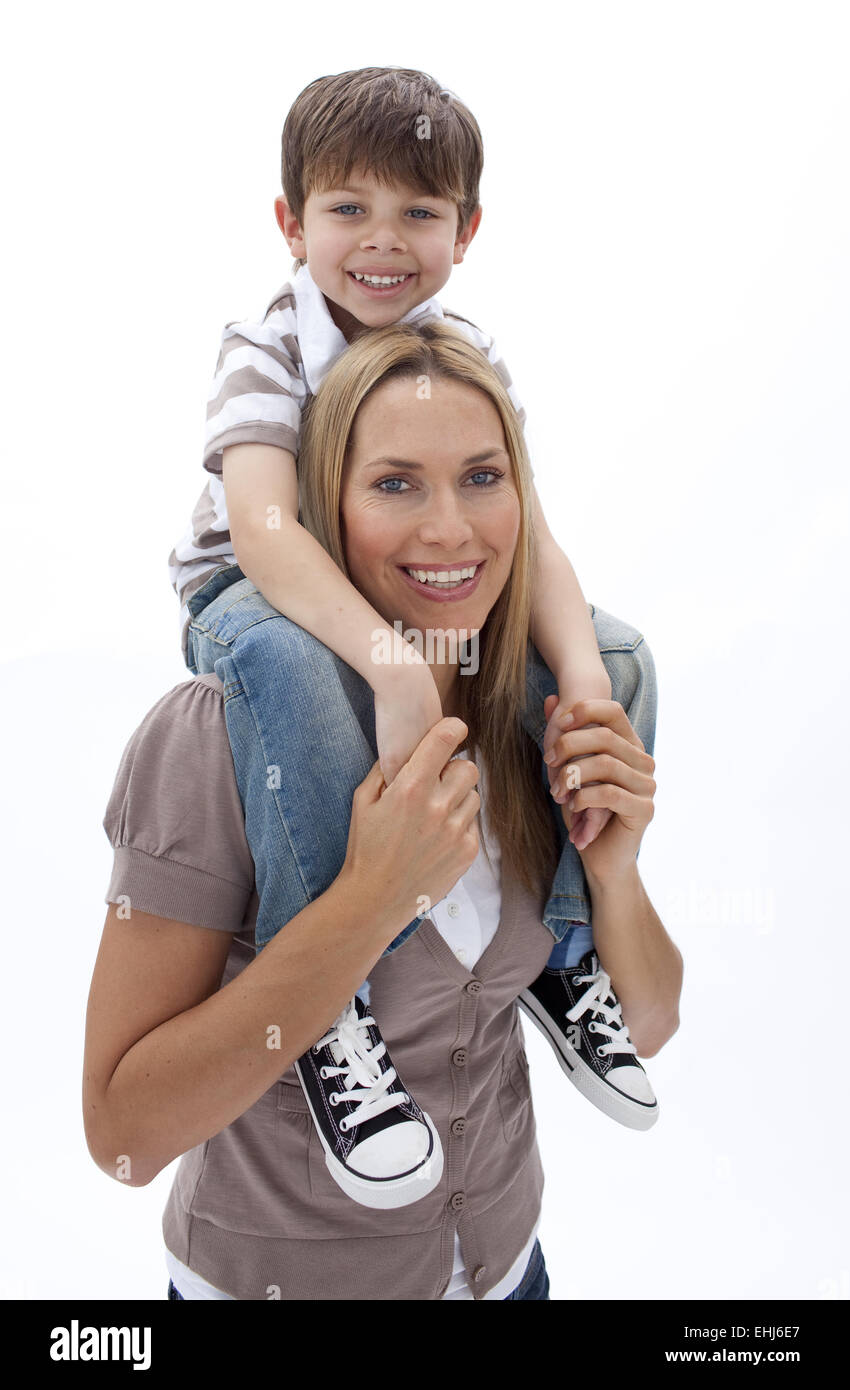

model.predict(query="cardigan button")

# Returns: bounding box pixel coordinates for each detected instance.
[464,980,482,995]
[450,1191,466,1211]
[472,1265,487,1283]
[450,1117,466,1136]
[452,1048,467,1067]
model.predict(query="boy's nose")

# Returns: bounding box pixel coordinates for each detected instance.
[361,225,408,255]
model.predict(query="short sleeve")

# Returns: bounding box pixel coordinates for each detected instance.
[103,673,255,931]
[203,304,306,476]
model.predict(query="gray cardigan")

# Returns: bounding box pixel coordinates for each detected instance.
[104,673,554,1300]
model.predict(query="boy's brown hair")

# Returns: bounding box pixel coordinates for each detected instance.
[282,67,484,270]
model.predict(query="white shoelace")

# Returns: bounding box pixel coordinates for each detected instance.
[313,999,410,1131]
[565,954,637,1057]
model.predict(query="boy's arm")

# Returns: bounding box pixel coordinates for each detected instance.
[222,442,431,694]
[449,323,607,700]
[529,482,611,703]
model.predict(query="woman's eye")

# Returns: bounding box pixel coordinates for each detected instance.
[376,470,503,495]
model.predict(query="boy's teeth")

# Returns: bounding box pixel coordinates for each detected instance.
[405,565,478,587]
[352,272,410,285]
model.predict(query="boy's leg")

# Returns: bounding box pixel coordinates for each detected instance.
[187,573,427,999]
[189,571,444,1207]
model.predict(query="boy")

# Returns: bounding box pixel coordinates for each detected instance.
[168,67,658,1211]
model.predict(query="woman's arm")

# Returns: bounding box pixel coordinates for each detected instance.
[544,693,682,1055]
[83,870,401,1190]
[583,863,682,1056]
[86,702,479,1190]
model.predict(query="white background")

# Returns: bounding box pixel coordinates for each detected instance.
[2,0,848,1301]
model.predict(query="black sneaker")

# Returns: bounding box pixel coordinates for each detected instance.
[518,949,659,1130]
[293,995,444,1208]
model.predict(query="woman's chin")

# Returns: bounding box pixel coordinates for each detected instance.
[394,611,482,644]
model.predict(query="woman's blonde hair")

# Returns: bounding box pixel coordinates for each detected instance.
[298,318,560,903]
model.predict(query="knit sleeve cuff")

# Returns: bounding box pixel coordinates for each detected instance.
[106,846,250,933]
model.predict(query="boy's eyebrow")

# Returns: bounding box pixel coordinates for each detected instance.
[319,184,450,202]
[362,448,508,472]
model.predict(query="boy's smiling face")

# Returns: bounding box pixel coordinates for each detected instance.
[275,168,481,340]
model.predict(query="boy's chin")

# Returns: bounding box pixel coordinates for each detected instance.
[335,300,410,339]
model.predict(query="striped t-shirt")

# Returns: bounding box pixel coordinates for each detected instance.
[167,263,528,658]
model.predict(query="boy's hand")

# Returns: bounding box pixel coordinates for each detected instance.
[542,693,614,851]
[375,666,446,787]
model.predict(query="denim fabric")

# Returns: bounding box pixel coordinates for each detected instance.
[185,566,657,963]
[166,1237,549,1299]
[502,1238,550,1300]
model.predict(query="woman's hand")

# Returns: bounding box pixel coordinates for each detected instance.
[543,694,656,884]
[543,703,613,850]
[341,717,481,929]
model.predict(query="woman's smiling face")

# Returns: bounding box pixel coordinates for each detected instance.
[340,374,521,660]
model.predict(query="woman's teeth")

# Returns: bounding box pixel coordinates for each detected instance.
[405,565,479,589]
[351,272,412,286]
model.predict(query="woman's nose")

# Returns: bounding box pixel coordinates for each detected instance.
[414,494,475,548]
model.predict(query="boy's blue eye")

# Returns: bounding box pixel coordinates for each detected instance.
[331,205,435,219]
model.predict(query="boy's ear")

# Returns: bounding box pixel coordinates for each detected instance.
[274,195,306,259]
[453,203,482,265]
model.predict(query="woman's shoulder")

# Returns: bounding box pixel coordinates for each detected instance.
[113,669,232,779]
[105,674,244,858]
[113,673,227,769]
[103,672,255,931]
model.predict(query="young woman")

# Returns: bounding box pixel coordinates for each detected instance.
[83,321,681,1300]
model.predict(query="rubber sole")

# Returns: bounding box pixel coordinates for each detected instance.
[517,992,659,1131]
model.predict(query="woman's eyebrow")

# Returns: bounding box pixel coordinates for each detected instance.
[363,448,508,472]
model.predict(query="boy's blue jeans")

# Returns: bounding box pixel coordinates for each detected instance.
[185,566,658,1004]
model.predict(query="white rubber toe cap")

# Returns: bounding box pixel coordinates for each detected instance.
[348,1121,433,1179]
[609,1066,657,1104]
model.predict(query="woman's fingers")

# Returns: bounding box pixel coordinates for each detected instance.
[548,722,654,785]
[440,751,481,813]
[559,699,649,751]
[548,699,652,758]
[567,779,655,834]
[553,749,654,802]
